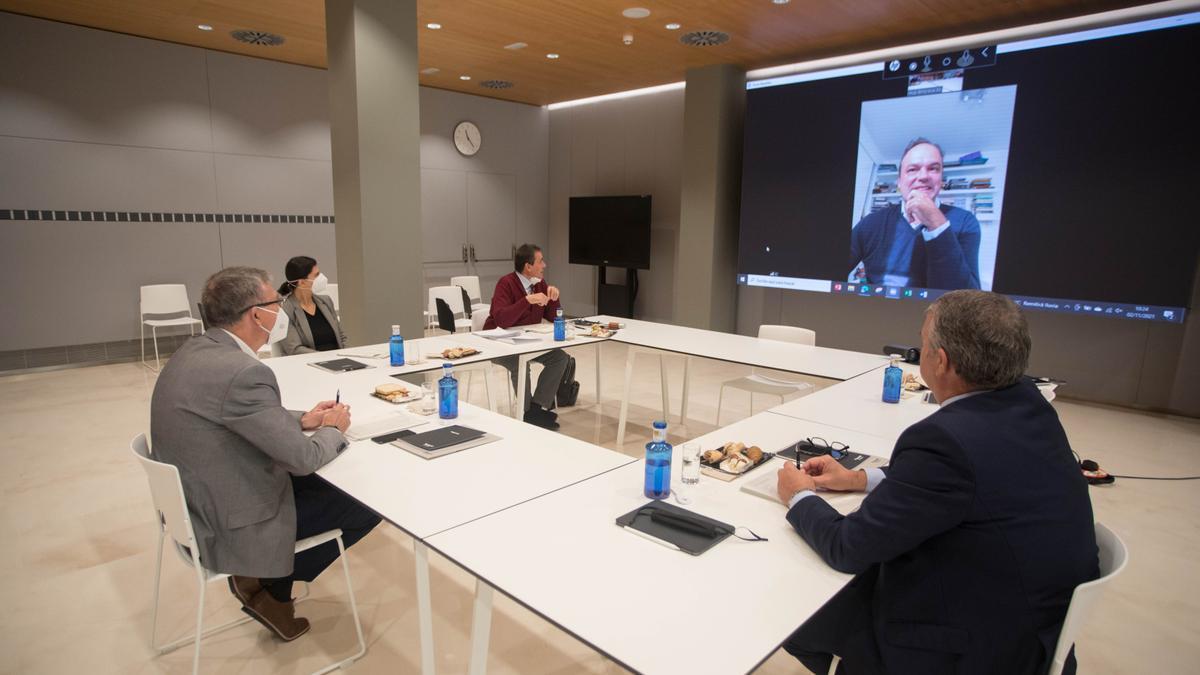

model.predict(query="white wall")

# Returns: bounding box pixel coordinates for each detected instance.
[0,11,547,355]
[547,89,685,321]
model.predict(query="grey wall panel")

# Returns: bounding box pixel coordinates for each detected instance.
[549,89,685,323]
[211,153,333,214]
[0,12,212,151]
[219,221,338,292]
[0,136,217,211]
[421,168,468,263]
[206,51,331,161]
[0,219,220,350]
[466,171,516,261]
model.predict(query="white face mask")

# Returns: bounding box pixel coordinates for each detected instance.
[255,306,290,345]
[309,273,328,294]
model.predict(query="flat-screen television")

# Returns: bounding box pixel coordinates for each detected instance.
[569,195,652,269]
[735,12,1199,324]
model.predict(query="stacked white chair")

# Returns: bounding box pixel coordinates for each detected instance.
[140,284,204,371]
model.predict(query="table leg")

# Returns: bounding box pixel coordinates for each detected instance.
[659,355,670,423]
[515,353,531,418]
[680,356,691,424]
[616,348,636,448]
[594,341,602,405]
[414,540,436,675]
[467,579,494,675]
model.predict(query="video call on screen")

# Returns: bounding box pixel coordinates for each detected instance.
[736,17,1199,321]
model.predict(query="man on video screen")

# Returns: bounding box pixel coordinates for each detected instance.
[849,138,981,289]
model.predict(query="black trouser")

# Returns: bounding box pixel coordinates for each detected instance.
[495,348,569,411]
[782,574,884,675]
[261,473,381,601]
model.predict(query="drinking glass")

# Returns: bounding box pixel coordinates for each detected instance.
[406,342,421,365]
[421,383,436,414]
[676,442,701,504]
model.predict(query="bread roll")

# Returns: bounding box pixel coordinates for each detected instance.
[745,446,763,463]
[375,383,407,397]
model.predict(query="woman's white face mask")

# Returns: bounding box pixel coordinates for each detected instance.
[308,272,328,294]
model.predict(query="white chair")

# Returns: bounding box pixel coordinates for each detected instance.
[428,285,473,333]
[141,284,205,371]
[716,325,816,425]
[130,434,366,675]
[1047,522,1129,675]
[450,275,489,314]
[324,283,340,319]
[471,306,491,333]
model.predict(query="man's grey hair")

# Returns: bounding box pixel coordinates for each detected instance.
[925,290,1030,389]
[901,137,944,164]
[201,267,273,329]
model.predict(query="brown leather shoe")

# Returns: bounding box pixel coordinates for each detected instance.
[228,575,261,607]
[240,589,310,641]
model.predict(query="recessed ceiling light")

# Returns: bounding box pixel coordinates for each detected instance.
[622,8,651,19]
[459,75,471,81]
[197,24,213,31]
[504,42,528,50]
[772,0,791,4]
[426,22,442,30]
[546,53,560,59]
[420,67,440,75]
[665,23,681,30]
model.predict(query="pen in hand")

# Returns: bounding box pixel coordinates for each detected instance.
[336,389,340,405]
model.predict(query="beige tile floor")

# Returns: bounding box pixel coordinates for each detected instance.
[1,339,1198,674]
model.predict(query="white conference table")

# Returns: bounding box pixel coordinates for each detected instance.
[265,350,634,675]
[767,362,939,439]
[587,315,889,446]
[426,410,898,675]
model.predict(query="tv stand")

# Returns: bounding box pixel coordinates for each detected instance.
[596,266,638,318]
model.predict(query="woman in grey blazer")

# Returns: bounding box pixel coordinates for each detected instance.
[277,256,348,355]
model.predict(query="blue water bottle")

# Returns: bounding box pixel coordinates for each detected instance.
[553,307,566,341]
[438,363,459,419]
[643,420,672,499]
[389,324,405,367]
[882,356,902,404]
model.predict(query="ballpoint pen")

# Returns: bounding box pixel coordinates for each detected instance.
[336,389,340,405]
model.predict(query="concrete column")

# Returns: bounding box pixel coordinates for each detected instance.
[325,0,424,343]
[672,64,745,332]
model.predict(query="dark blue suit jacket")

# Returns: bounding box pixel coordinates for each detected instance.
[850,203,981,290]
[787,380,1098,675]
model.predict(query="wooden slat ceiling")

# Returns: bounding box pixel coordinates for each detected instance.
[0,0,1157,106]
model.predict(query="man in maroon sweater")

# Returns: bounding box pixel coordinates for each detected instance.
[484,244,569,430]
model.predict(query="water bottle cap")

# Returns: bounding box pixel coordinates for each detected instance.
[652,420,667,429]
[443,362,453,369]
[392,324,401,334]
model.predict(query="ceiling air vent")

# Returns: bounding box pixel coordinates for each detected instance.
[680,30,729,47]
[480,80,514,89]
[231,30,286,46]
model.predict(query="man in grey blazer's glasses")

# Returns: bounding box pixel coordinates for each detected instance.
[151,266,380,641]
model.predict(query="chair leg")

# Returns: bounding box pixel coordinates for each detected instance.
[152,326,161,372]
[828,654,841,675]
[716,385,726,428]
[414,541,436,675]
[748,391,755,416]
[594,342,602,404]
[659,355,670,423]
[192,567,207,675]
[482,369,494,412]
[616,348,636,448]
[311,536,367,675]
[140,323,146,370]
[150,527,165,649]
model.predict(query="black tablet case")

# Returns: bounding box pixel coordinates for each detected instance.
[615,501,735,556]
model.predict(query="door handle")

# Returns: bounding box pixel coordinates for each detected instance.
[461,245,468,263]
[469,245,476,263]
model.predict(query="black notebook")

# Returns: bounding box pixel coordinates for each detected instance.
[615,501,735,556]
[309,357,370,373]
[403,425,486,451]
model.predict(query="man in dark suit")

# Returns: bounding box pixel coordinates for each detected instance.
[484,243,569,430]
[775,290,1098,675]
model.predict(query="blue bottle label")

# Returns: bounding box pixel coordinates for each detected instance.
[439,375,458,418]
[882,365,902,403]
[390,335,405,366]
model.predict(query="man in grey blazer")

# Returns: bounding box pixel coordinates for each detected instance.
[151,266,380,641]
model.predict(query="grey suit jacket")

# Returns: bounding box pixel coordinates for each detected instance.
[279,294,347,355]
[150,329,347,577]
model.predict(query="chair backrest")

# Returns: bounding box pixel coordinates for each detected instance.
[435,298,457,333]
[459,286,473,319]
[429,286,466,316]
[130,434,199,556]
[471,307,490,332]
[449,275,482,302]
[324,283,340,312]
[141,284,193,317]
[269,342,284,358]
[758,324,816,346]
[1048,522,1129,675]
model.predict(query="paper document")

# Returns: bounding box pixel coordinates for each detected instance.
[475,328,522,339]
[739,456,887,505]
[345,413,427,441]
